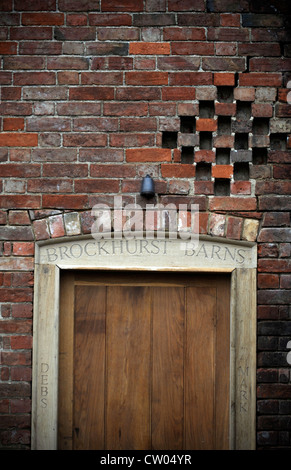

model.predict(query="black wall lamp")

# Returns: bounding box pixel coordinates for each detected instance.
[140,175,155,198]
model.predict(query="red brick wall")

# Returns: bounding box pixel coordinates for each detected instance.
[0,0,290,450]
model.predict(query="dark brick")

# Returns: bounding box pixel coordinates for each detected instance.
[207,0,249,12]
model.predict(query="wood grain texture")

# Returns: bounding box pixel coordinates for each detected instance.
[58,271,230,450]
[74,285,106,450]
[152,287,184,449]
[106,286,151,450]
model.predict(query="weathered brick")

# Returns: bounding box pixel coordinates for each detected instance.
[0,133,38,147]
[126,148,171,162]
[101,0,143,11]
[129,42,170,55]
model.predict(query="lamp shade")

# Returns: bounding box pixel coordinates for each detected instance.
[140,175,155,198]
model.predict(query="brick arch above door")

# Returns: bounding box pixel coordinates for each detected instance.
[30,208,260,244]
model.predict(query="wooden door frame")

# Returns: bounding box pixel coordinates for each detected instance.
[31,234,257,450]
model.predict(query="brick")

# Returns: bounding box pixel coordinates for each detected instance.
[109,133,155,148]
[258,259,291,273]
[32,149,77,162]
[252,103,273,118]
[169,72,212,85]
[213,135,234,147]
[81,72,123,85]
[214,72,235,86]
[126,71,168,86]
[3,118,24,131]
[58,71,79,84]
[239,73,282,87]
[15,0,59,9]
[48,214,65,238]
[212,164,233,179]
[0,133,38,147]
[177,104,199,117]
[258,228,291,243]
[158,56,200,71]
[86,42,129,56]
[58,0,100,11]
[230,150,252,162]
[89,13,132,26]
[168,0,204,10]
[196,86,217,101]
[43,164,86,179]
[101,0,143,11]
[239,43,281,57]
[196,118,217,132]
[273,165,291,180]
[256,182,291,196]
[234,87,255,101]
[194,181,214,195]
[215,42,237,56]
[43,195,89,210]
[27,178,73,193]
[258,274,280,289]
[0,42,17,54]
[263,212,290,227]
[209,197,257,211]
[162,87,196,101]
[10,26,53,40]
[220,13,241,26]
[129,42,170,55]
[268,151,291,164]
[231,181,251,194]
[22,13,64,25]
[20,42,62,55]
[171,42,214,55]
[12,242,34,256]
[242,219,260,241]
[0,196,40,209]
[215,102,236,116]
[0,288,32,303]
[250,58,291,72]
[70,86,114,100]
[163,27,206,41]
[133,13,175,26]
[0,226,33,241]
[32,219,50,241]
[258,290,291,305]
[57,102,101,116]
[104,102,148,116]
[226,216,243,240]
[194,150,216,163]
[63,133,107,147]
[281,275,291,289]
[126,148,171,162]
[27,117,71,132]
[79,148,123,162]
[48,56,89,70]
[161,164,195,178]
[73,117,119,132]
[178,133,199,147]
[202,57,245,71]
[120,117,157,132]
[116,87,161,100]
[90,164,135,178]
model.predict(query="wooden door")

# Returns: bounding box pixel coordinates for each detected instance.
[58,271,230,450]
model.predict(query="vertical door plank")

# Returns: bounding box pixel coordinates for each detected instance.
[106,286,151,450]
[152,287,185,450]
[74,285,106,450]
[185,287,216,450]
[58,272,75,450]
[215,277,230,449]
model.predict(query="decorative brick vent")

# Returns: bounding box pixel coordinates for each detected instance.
[160,80,288,197]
